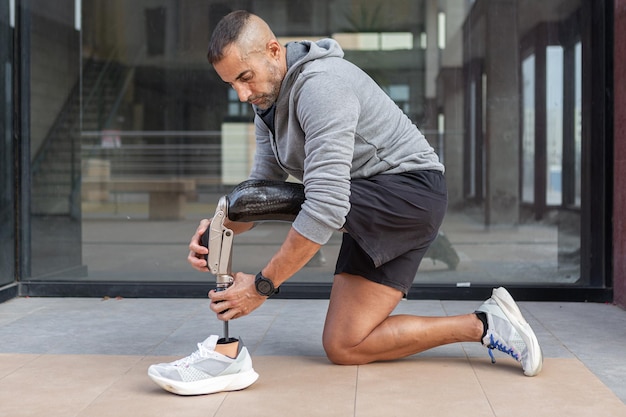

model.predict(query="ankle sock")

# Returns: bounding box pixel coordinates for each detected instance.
[475,312,488,339]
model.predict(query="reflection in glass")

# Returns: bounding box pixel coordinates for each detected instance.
[546,45,563,206]
[574,41,582,207]
[19,0,593,289]
[522,54,535,204]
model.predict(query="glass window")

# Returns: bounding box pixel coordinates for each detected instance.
[19,0,606,292]
[0,0,14,287]
[546,45,564,206]
[27,2,83,279]
[574,41,582,207]
[522,54,535,204]
[469,79,477,198]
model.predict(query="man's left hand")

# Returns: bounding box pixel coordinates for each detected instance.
[208,272,267,320]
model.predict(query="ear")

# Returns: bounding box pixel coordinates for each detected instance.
[266,39,282,60]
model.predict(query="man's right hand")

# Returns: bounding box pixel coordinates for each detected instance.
[188,218,211,272]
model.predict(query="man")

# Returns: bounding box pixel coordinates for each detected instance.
[148,10,542,396]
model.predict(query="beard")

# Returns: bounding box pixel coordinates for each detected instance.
[248,63,282,110]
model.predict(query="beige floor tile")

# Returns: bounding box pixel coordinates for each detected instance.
[1,355,623,417]
[356,357,495,417]
[472,357,626,417]
[79,356,226,417]
[0,354,141,417]
[215,356,357,417]
[0,354,39,379]
[82,356,357,417]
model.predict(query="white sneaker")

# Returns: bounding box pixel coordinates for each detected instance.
[476,287,543,376]
[148,335,259,395]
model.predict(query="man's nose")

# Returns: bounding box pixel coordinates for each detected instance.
[233,85,250,103]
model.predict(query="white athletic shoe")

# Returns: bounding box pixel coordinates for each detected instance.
[148,335,259,395]
[476,287,543,376]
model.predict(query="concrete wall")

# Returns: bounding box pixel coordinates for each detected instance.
[614,0,626,309]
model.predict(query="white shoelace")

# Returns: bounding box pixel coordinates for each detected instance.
[172,343,213,367]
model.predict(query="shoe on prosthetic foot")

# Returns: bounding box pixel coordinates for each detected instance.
[475,287,543,376]
[148,335,259,395]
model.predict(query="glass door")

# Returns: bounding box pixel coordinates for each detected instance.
[0,0,15,287]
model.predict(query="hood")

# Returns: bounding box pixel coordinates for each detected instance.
[281,38,345,89]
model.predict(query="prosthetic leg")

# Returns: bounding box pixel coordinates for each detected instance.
[202,180,305,343]
[206,195,236,343]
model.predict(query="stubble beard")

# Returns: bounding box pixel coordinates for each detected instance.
[249,65,282,110]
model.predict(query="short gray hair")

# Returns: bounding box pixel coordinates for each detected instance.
[207,10,251,64]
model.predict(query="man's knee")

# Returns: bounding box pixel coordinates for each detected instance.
[322,333,362,365]
[323,340,352,365]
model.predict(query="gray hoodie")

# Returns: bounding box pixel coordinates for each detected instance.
[249,39,444,246]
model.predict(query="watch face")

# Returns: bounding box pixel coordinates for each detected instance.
[257,279,273,295]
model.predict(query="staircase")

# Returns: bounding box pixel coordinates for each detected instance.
[31,58,129,216]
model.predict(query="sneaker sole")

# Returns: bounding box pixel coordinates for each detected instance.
[491,287,543,376]
[149,368,259,396]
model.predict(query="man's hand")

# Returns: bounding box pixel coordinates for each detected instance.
[208,272,267,320]
[188,219,211,272]
[187,218,256,272]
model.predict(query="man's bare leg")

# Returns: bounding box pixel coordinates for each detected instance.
[322,273,484,365]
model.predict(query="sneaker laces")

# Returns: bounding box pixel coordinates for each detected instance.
[485,333,521,364]
[172,342,213,367]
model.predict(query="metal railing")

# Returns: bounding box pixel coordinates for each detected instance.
[80,130,225,182]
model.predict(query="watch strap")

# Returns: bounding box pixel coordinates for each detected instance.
[255,272,279,297]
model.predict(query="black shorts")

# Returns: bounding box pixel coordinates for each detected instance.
[334,170,447,294]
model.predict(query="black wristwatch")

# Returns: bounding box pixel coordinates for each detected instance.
[255,272,279,297]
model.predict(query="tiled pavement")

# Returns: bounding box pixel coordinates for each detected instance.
[0,296,624,417]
